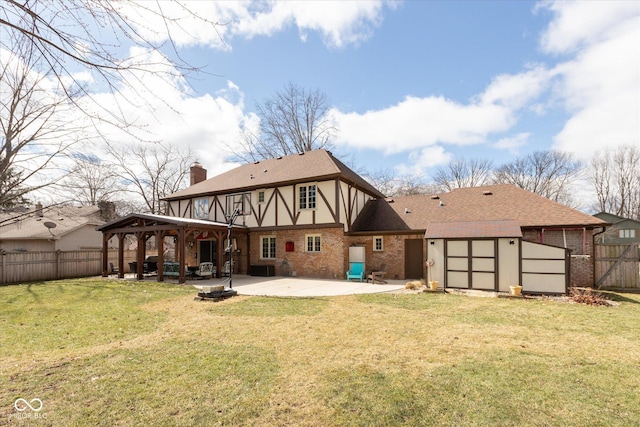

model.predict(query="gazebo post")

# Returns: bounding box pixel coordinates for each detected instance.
[118,234,125,279]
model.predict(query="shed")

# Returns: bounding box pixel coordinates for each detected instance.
[426,219,568,294]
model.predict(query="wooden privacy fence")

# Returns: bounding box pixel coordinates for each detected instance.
[0,249,145,284]
[595,244,640,290]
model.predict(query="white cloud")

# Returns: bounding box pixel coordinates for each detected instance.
[332,67,550,153]
[539,1,640,159]
[493,133,530,154]
[121,0,395,49]
[78,49,251,175]
[537,0,639,55]
[395,146,452,175]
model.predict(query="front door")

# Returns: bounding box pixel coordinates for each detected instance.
[199,240,217,266]
[404,239,424,279]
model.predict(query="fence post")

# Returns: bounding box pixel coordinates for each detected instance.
[56,250,61,279]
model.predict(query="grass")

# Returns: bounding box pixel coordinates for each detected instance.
[1,279,639,426]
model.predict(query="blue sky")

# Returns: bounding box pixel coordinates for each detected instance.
[128,0,635,183]
[6,1,637,201]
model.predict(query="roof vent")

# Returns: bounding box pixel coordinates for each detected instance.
[385,198,394,203]
[254,161,260,164]
[298,152,305,156]
[439,201,445,207]
[404,208,410,214]
[430,195,440,200]
[250,174,255,179]
[482,191,493,196]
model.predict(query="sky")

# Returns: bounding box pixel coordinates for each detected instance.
[5,0,640,206]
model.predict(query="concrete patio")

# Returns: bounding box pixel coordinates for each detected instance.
[119,273,407,297]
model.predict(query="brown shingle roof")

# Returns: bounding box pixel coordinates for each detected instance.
[166,150,384,200]
[425,220,523,239]
[352,184,607,232]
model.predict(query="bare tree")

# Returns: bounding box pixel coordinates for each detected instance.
[493,150,582,205]
[1,2,223,205]
[432,158,494,191]
[55,153,123,206]
[107,142,194,214]
[234,83,336,161]
[589,145,640,219]
[1,1,222,116]
[1,32,88,207]
[365,168,439,197]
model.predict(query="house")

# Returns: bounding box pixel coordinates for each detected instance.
[593,212,640,244]
[0,202,115,252]
[99,150,607,292]
[162,150,385,280]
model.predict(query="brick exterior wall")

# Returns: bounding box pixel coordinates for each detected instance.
[522,228,596,287]
[345,234,424,280]
[248,227,345,279]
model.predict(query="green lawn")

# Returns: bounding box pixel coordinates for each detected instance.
[1,278,639,426]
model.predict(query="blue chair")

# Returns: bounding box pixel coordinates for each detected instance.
[346,262,365,282]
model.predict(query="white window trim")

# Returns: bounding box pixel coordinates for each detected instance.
[373,236,384,252]
[299,183,317,210]
[260,236,276,259]
[258,190,266,204]
[305,234,322,252]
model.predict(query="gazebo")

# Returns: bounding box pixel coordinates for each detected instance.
[97,213,248,283]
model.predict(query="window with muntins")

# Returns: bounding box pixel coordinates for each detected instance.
[374,236,383,251]
[619,229,636,239]
[299,184,316,209]
[306,234,321,252]
[261,236,276,259]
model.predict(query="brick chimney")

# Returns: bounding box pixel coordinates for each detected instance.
[35,202,43,217]
[190,162,207,186]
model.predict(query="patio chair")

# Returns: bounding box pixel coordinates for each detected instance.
[367,263,387,284]
[109,262,119,275]
[194,262,214,279]
[346,262,364,282]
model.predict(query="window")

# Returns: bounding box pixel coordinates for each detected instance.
[373,236,383,252]
[193,198,208,219]
[299,184,316,209]
[306,234,321,252]
[261,236,276,259]
[619,229,636,239]
[258,191,265,204]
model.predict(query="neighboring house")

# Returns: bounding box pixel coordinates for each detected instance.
[154,150,606,291]
[593,212,640,244]
[0,202,114,252]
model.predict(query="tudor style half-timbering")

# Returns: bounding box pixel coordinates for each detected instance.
[164,150,384,279]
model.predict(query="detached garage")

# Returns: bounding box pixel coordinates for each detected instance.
[426,220,569,294]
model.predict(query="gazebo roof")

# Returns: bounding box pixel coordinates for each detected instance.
[96,213,245,233]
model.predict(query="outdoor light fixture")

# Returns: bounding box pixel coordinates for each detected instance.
[509,239,515,245]
[430,241,435,245]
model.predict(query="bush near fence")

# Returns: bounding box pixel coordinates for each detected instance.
[0,249,150,284]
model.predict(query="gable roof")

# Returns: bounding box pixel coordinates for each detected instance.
[593,212,639,227]
[352,184,607,233]
[165,149,384,201]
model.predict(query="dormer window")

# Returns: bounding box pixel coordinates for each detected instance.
[299,184,316,210]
